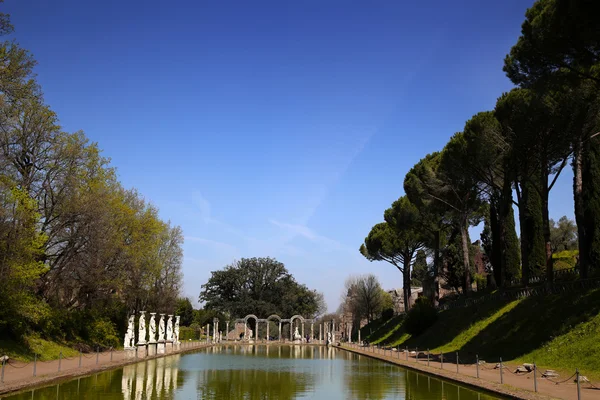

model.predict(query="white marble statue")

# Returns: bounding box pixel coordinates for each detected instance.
[167,315,173,342]
[124,314,135,348]
[293,327,302,341]
[248,329,253,340]
[174,316,180,344]
[158,314,166,342]
[149,313,156,342]
[326,331,332,345]
[138,311,146,344]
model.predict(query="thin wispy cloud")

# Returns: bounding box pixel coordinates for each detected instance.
[185,236,238,254]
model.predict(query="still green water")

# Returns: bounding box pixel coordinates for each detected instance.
[2,345,505,399]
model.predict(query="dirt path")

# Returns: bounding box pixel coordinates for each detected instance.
[0,341,210,397]
[340,344,600,400]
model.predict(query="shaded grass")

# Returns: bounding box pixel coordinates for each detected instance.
[361,287,600,377]
[0,335,79,361]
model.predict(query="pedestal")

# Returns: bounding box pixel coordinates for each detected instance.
[137,343,147,358]
[125,348,136,359]
[166,341,174,353]
[148,342,157,356]
[175,342,180,351]
[157,341,166,355]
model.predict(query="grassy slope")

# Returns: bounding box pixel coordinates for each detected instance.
[0,335,79,361]
[372,287,600,378]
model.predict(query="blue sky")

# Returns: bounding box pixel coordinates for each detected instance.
[5,0,575,311]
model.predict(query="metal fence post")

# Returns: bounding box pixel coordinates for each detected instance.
[476,354,479,378]
[500,357,503,384]
[110,348,113,362]
[441,352,444,369]
[1,358,5,383]
[96,348,99,365]
[79,351,82,368]
[58,352,62,372]
[397,346,400,359]
[576,369,581,400]
[427,349,430,367]
[406,346,408,361]
[533,363,537,392]
[456,352,459,373]
[33,354,37,377]
[416,347,418,362]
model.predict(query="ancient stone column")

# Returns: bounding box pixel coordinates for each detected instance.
[319,324,322,342]
[311,323,314,341]
[266,323,270,342]
[206,324,210,343]
[244,322,247,341]
[278,322,282,342]
[226,322,230,341]
[358,328,361,344]
[301,322,305,340]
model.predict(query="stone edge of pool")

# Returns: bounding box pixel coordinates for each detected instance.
[0,344,214,397]
[336,345,558,400]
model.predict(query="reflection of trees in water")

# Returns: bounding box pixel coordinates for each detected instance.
[196,368,314,400]
[343,353,400,400]
[404,370,501,400]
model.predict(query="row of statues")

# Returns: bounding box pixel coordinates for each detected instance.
[124,311,180,349]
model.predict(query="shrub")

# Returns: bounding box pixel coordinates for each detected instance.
[88,319,120,349]
[404,297,438,336]
[381,308,394,320]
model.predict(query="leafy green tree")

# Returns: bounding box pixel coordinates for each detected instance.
[411,250,428,287]
[199,257,322,320]
[175,298,195,326]
[550,216,578,252]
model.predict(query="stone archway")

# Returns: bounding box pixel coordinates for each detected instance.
[243,314,259,341]
[266,315,282,341]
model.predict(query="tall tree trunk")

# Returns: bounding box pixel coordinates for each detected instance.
[573,137,589,278]
[490,202,503,287]
[432,230,441,305]
[403,263,411,313]
[541,178,554,282]
[582,136,600,274]
[460,221,471,293]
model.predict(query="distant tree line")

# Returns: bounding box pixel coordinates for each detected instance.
[0,6,183,348]
[360,0,600,310]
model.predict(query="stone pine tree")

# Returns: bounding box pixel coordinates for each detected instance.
[360,197,425,311]
[461,112,521,286]
[404,153,450,303]
[504,0,600,278]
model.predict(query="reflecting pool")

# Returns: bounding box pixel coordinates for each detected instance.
[2,345,506,399]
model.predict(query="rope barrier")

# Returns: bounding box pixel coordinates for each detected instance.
[544,372,577,385]
[6,360,31,369]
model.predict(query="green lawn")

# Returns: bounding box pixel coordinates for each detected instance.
[0,335,80,361]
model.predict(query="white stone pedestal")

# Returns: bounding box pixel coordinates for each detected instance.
[157,341,166,355]
[148,342,157,356]
[166,341,174,353]
[125,348,136,359]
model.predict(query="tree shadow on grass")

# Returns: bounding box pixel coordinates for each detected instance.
[457,287,600,363]
[401,298,511,351]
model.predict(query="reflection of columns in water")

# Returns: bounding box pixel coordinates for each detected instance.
[164,359,172,392]
[146,359,154,399]
[156,357,164,396]
[134,361,145,400]
[121,364,135,400]
[171,356,179,390]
